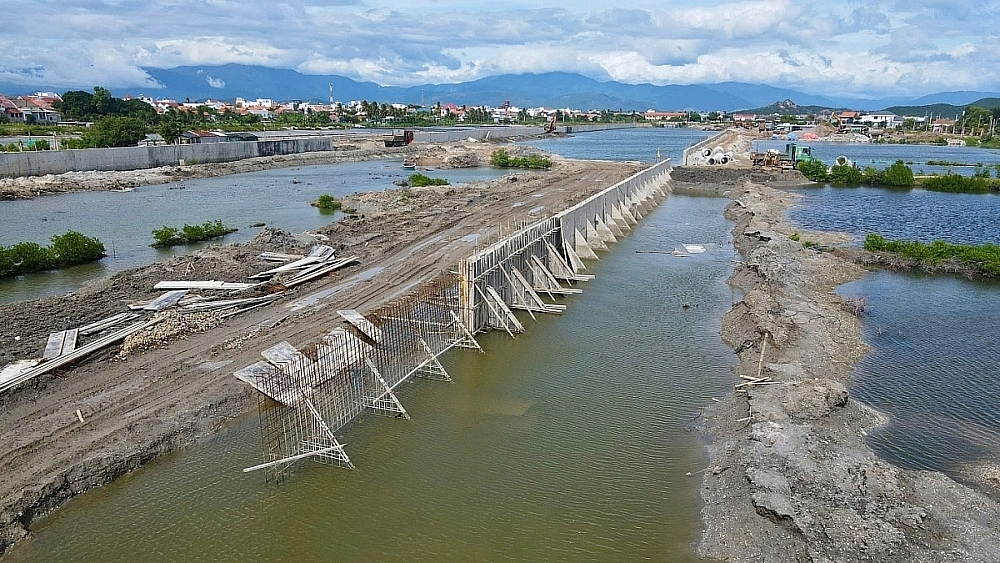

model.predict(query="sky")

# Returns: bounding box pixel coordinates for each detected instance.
[2,0,998,99]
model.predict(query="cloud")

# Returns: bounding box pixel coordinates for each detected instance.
[206,76,225,89]
[0,0,997,98]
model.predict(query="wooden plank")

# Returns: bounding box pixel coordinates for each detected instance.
[144,289,189,311]
[78,312,138,336]
[1,318,161,395]
[261,341,313,369]
[62,329,78,355]
[42,331,67,360]
[153,281,257,291]
[337,309,383,342]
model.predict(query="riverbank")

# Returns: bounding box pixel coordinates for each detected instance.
[0,155,639,557]
[0,138,527,201]
[698,178,1000,561]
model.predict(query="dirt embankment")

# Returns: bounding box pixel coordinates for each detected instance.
[0,138,524,200]
[0,155,638,557]
[698,180,1000,562]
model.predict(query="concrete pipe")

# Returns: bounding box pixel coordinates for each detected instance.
[707,156,718,165]
[720,155,731,165]
[836,155,853,167]
[702,148,713,157]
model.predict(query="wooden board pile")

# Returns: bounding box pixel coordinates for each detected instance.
[0,244,360,395]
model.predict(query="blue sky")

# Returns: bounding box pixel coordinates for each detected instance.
[2,0,998,98]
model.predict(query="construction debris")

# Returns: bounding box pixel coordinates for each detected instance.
[116,311,224,359]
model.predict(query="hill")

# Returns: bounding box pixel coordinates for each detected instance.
[19,63,988,114]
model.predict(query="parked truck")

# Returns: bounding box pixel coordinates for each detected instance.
[383,129,415,147]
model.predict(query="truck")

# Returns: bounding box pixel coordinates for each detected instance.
[383,129,415,147]
[781,143,814,166]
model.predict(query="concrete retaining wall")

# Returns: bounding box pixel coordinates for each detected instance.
[0,137,335,178]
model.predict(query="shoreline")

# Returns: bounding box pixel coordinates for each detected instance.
[698,177,1000,561]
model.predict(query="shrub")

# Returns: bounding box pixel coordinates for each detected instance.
[882,160,914,187]
[490,149,552,169]
[864,233,1000,277]
[314,193,342,210]
[407,173,449,187]
[920,173,994,193]
[829,164,863,186]
[797,159,829,182]
[862,166,883,185]
[49,231,105,265]
[151,220,236,247]
[0,231,105,278]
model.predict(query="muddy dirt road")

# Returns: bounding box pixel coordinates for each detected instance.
[0,156,639,555]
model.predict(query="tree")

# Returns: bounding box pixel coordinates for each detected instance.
[158,119,185,144]
[84,116,148,147]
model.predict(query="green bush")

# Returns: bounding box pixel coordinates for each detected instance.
[151,220,236,247]
[49,231,105,265]
[408,173,449,187]
[829,165,863,186]
[490,149,552,169]
[0,231,106,278]
[314,193,342,210]
[797,159,829,182]
[864,233,1000,277]
[862,166,883,185]
[920,173,996,193]
[882,160,914,187]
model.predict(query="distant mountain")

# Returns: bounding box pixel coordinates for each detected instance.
[902,91,1000,107]
[881,103,964,118]
[881,97,1000,118]
[59,64,995,113]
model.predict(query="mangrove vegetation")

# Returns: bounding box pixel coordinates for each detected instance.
[864,233,1000,277]
[490,149,552,169]
[0,231,106,278]
[151,220,237,248]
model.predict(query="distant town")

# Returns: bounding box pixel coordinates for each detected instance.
[0,88,997,150]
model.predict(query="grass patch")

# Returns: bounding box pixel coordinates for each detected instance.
[864,233,1000,277]
[0,231,106,278]
[151,220,237,248]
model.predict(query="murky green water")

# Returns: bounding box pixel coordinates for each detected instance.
[3,194,736,562]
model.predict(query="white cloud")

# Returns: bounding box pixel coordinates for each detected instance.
[0,0,997,98]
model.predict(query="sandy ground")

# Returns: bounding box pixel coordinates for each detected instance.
[0,151,639,556]
[697,178,1000,562]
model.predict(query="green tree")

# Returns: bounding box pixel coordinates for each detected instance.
[84,116,148,147]
[158,119,185,144]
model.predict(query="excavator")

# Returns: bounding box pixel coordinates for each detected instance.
[544,115,558,134]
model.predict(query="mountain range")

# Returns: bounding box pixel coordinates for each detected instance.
[7,64,1000,113]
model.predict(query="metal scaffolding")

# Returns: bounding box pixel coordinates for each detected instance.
[236,274,482,481]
